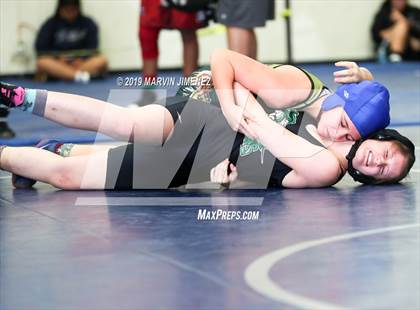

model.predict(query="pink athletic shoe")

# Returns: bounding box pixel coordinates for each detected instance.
[0,82,25,108]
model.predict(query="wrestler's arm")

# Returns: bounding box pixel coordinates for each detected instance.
[239,88,342,188]
[255,118,341,188]
[212,122,342,188]
[210,49,312,122]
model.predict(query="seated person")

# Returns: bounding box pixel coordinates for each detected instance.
[371,0,420,62]
[35,0,107,83]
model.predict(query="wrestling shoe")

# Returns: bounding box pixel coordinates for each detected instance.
[12,139,61,189]
[0,82,25,108]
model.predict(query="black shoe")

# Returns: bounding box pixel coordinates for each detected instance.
[0,122,15,139]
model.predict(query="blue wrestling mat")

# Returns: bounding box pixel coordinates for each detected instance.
[1,62,419,310]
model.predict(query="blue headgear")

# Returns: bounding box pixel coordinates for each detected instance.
[322,81,390,138]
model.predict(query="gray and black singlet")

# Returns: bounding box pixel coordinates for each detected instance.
[105,65,329,189]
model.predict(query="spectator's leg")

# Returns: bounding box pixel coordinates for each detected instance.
[143,59,158,80]
[227,27,257,59]
[36,56,78,80]
[180,29,199,77]
[78,55,108,77]
[409,37,420,52]
[140,26,160,79]
[380,19,410,55]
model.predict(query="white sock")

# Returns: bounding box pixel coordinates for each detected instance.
[389,53,402,63]
[74,71,91,84]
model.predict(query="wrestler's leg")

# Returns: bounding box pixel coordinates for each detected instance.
[45,93,174,145]
[0,146,107,190]
[9,142,126,188]
[409,37,420,52]
[0,84,174,145]
[62,144,121,157]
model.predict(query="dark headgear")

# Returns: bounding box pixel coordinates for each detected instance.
[346,128,415,184]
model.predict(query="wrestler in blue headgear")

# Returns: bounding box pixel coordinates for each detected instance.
[322,80,391,138]
[321,82,414,185]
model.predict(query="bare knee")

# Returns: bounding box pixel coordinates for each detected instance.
[395,18,410,32]
[410,37,420,51]
[36,57,55,71]
[48,160,81,190]
[94,55,108,68]
[385,20,410,40]
[114,109,137,139]
[82,55,108,74]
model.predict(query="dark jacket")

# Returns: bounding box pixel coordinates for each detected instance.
[371,1,420,47]
[35,15,98,53]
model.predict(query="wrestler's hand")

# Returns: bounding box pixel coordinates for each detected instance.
[241,96,272,141]
[232,82,269,140]
[333,61,372,84]
[210,159,238,185]
[221,97,258,140]
[222,103,247,132]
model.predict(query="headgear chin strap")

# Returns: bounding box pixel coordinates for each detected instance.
[346,140,377,184]
[346,128,415,184]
